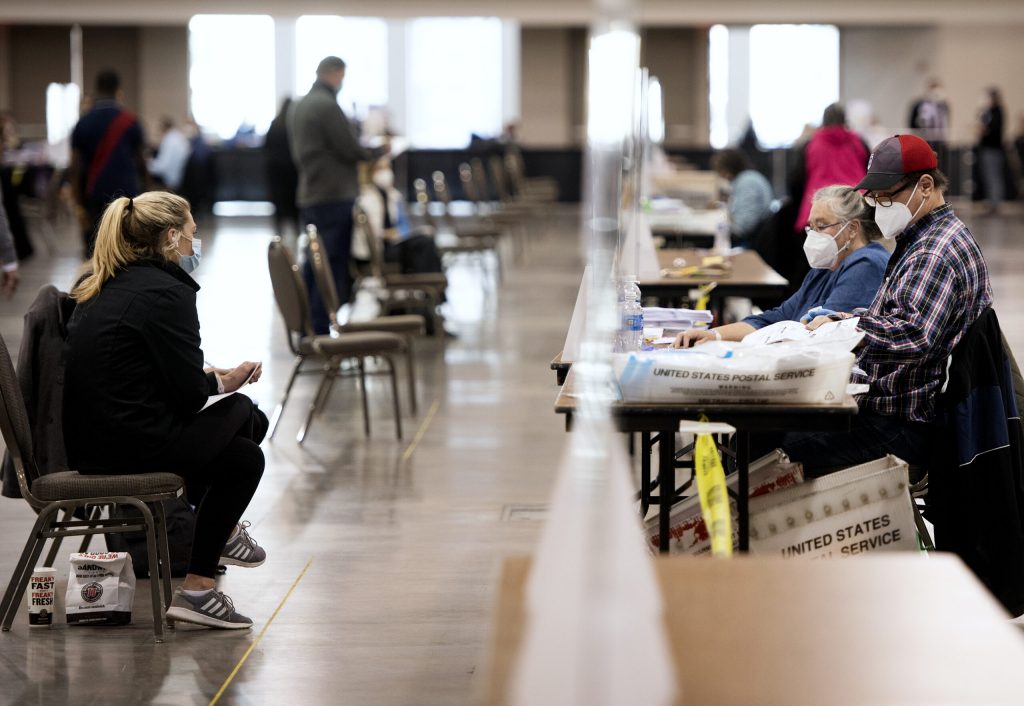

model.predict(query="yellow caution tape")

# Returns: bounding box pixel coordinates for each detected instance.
[694,417,732,557]
[694,282,717,311]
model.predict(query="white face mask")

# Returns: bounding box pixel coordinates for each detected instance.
[372,169,395,190]
[874,180,926,239]
[803,221,851,269]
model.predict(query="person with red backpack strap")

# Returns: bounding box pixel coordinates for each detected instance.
[70,69,147,258]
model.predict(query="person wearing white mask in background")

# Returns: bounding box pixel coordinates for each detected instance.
[353,157,444,279]
[673,185,887,348]
[786,134,992,473]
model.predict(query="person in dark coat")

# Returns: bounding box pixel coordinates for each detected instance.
[69,69,147,258]
[264,98,300,238]
[63,191,268,630]
[976,86,1006,214]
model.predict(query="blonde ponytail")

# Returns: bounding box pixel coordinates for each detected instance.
[72,191,191,302]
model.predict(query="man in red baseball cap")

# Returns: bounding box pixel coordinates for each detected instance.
[779,134,993,473]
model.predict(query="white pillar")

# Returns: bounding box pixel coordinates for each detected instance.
[725,25,750,147]
[274,16,298,101]
[387,19,407,135]
[502,20,521,129]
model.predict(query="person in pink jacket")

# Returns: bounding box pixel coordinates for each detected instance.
[789,103,871,233]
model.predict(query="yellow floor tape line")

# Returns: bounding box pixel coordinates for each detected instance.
[209,557,314,705]
[402,399,441,463]
[694,426,733,558]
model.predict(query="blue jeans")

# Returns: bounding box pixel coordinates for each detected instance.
[301,201,354,335]
[778,411,931,477]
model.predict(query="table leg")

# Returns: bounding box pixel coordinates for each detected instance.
[640,432,651,516]
[737,430,750,552]
[658,428,676,554]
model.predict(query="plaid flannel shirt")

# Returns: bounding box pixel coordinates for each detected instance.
[856,203,992,422]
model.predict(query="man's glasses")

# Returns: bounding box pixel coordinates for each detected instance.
[864,182,908,208]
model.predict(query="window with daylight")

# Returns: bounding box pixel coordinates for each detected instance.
[748,24,839,147]
[707,24,839,148]
[295,16,389,120]
[189,15,276,140]
[406,18,504,148]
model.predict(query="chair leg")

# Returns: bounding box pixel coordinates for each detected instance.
[313,363,339,416]
[1,504,60,631]
[122,498,164,642]
[152,501,175,629]
[297,366,333,444]
[267,356,305,440]
[42,506,77,567]
[358,357,371,437]
[405,338,418,415]
[912,497,935,550]
[386,355,403,440]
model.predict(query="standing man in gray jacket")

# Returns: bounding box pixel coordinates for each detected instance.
[288,56,384,334]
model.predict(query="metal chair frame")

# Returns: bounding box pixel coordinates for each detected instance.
[0,333,180,642]
[267,237,404,442]
[306,225,421,414]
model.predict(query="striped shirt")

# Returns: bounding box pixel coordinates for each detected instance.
[856,203,992,422]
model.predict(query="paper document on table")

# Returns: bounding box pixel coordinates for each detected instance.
[740,318,862,349]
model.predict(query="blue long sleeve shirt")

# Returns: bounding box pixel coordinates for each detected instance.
[744,242,890,329]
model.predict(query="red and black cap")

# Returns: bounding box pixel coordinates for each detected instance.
[854,134,938,192]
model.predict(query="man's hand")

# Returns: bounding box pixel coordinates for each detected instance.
[672,329,718,348]
[1,269,19,298]
[220,361,262,393]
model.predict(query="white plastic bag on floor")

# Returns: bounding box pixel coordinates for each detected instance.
[748,455,919,558]
[65,552,135,625]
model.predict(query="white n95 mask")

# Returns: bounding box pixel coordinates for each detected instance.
[803,222,850,269]
[875,180,925,239]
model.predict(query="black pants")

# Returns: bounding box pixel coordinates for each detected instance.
[161,395,268,578]
[748,411,930,477]
[383,235,443,276]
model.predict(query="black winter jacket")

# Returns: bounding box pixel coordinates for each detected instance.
[63,259,218,473]
[929,307,1024,616]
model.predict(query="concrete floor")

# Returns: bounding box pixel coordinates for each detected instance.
[0,200,1022,705]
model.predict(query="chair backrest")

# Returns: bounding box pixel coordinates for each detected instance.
[504,151,525,196]
[412,178,441,229]
[488,155,512,202]
[459,163,481,204]
[413,178,431,208]
[306,226,342,330]
[431,171,452,207]
[352,204,388,280]
[0,332,41,504]
[470,158,491,202]
[267,237,314,352]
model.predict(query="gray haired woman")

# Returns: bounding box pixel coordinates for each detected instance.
[674,185,890,347]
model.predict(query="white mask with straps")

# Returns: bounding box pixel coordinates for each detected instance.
[803,221,851,269]
[875,179,926,239]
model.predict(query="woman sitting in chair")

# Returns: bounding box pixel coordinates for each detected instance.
[64,191,267,630]
[353,157,444,277]
[674,185,890,348]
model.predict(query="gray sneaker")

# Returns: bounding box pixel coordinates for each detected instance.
[219,521,266,567]
[166,588,253,629]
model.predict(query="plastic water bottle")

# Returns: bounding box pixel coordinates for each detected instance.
[713,217,731,254]
[618,282,644,352]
